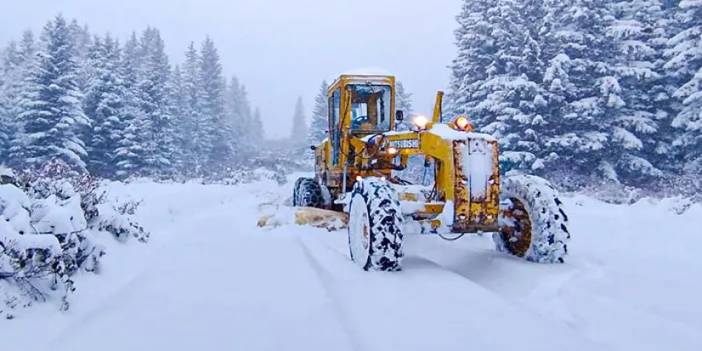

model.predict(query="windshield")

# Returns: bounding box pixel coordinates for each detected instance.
[349,84,391,133]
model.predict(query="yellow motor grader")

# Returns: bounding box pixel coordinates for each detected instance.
[282,74,570,271]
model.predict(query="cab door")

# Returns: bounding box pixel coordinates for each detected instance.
[328,88,341,168]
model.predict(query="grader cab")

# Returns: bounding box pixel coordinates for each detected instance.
[284,74,571,271]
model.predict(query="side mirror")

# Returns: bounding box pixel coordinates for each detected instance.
[310,145,317,151]
[396,110,404,122]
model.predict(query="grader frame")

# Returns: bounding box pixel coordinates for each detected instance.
[312,74,500,234]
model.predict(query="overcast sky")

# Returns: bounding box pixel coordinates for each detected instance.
[1,0,461,139]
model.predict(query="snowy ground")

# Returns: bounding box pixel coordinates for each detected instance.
[2,175,701,351]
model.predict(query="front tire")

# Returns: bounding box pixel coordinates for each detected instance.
[347,178,404,271]
[494,175,571,263]
[293,177,323,208]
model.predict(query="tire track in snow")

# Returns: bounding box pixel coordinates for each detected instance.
[296,236,365,351]
[47,271,150,347]
[414,234,694,347]
[406,236,588,330]
[47,207,248,349]
[404,237,616,350]
[297,231,604,351]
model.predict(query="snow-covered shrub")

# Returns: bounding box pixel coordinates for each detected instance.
[199,152,307,186]
[249,152,308,184]
[0,166,19,187]
[93,199,148,243]
[0,177,80,314]
[0,160,149,317]
[202,167,257,185]
[202,167,282,186]
[19,160,149,242]
[654,173,701,204]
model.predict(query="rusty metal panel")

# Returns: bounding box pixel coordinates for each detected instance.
[452,139,500,233]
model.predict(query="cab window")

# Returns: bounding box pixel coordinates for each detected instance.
[329,89,341,166]
[349,84,391,133]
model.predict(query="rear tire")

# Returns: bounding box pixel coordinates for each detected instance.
[347,178,404,271]
[293,178,323,208]
[494,175,571,263]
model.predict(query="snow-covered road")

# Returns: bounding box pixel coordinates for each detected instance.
[3,177,701,351]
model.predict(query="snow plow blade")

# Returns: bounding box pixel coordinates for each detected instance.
[257,206,348,231]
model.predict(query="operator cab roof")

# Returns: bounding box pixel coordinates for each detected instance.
[328,73,395,95]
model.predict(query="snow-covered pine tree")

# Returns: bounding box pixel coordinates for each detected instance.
[0,42,19,161]
[0,82,7,161]
[136,28,175,177]
[497,0,549,173]
[12,15,89,172]
[666,0,702,174]
[0,78,5,161]
[447,0,699,189]
[540,0,622,186]
[290,97,308,151]
[449,0,546,172]
[69,23,96,173]
[395,81,414,131]
[638,1,681,179]
[653,3,684,177]
[307,80,329,145]
[84,35,129,178]
[113,32,146,178]
[121,32,141,95]
[446,0,495,118]
[68,21,91,59]
[224,77,241,157]
[238,84,253,134]
[1,32,36,164]
[396,81,413,114]
[606,0,668,185]
[198,37,230,169]
[180,42,202,174]
[83,35,105,171]
[113,102,145,179]
[250,107,264,146]
[225,76,253,160]
[166,65,188,175]
[68,20,92,95]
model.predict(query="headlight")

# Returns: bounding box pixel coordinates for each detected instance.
[451,115,473,131]
[413,115,429,131]
[386,146,398,155]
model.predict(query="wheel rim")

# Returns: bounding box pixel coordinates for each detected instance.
[499,197,533,257]
[348,193,371,267]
